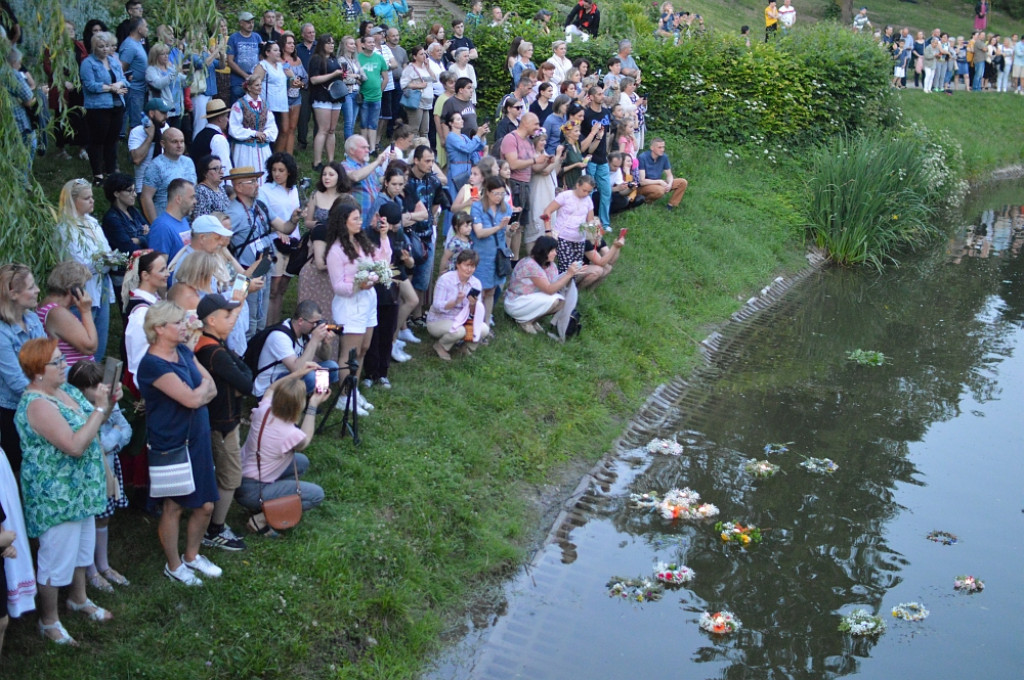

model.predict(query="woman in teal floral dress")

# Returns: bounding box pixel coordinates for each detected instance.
[16,337,115,645]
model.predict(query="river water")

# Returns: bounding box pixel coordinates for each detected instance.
[424,182,1024,679]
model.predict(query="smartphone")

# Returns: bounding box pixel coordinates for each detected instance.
[251,253,274,279]
[470,186,479,199]
[71,285,83,300]
[102,357,122,395]
[619,228,628,240]
[230,275,250,302]
[314,369,329,394]
[468,287,480,298]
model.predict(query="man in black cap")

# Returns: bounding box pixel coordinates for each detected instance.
[194,293,249,552]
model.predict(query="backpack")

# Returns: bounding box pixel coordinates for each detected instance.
[285,230,313,276]
[242,321,297,377]
[565,309,582,338]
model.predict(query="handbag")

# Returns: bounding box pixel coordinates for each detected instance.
[405,226,428,264]
[191,65,208,96]
[399,85,422,109]
[494,233,513,279]
[254,410,303,530]
[147,440,195,498]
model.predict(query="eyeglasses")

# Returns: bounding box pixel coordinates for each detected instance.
[510,105,523,110]
[46,354,67,367]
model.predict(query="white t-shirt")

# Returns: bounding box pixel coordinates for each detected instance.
[128,121,170,192]
[778,4,796,28]
[258,182,300,239]
[259,59,290,113]
[252,321,304,397]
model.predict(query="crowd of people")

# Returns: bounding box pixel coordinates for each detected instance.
[0,0,696,655]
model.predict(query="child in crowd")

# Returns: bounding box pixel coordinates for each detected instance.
[67,359,132,593]
[441,213,476,272]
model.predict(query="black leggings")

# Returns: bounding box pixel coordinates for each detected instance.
[363,302,399,381]
[84,106,125,176]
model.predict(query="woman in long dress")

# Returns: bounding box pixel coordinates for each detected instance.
[228,75,278,185]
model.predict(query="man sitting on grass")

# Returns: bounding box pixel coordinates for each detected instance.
[636,138,688,210]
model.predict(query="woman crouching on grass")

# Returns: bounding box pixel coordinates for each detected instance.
[427,250,488,360]
[504,236,581,335]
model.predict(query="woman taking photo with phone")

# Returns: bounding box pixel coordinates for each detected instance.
[36,261,99,368]
[469,176,513,326]
[235,374,326,536]
[427,250,488,360]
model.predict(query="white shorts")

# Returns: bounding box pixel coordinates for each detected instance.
[313,101,342,111]
[1012,63,1024,79]
[894,66,906,78]
[332,287,378,334]
[36,516,96,587]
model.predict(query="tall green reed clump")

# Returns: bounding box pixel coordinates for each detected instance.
[804,132,948,270]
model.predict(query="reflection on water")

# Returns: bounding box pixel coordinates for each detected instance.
[423,182,1024,680]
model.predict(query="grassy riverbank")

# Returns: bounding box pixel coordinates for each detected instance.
[4,138,805,678]
[5,89,1022,677]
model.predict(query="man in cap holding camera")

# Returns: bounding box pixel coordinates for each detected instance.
[252,300,339,399]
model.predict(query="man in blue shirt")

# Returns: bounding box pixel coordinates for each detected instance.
[149,178,195,264]
[226,11,262,105]
[118,17,149,134]
[140,127,197,222]
[636,138,688,209]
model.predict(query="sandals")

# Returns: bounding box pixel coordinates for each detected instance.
[66,597,113,622]
[246,513,280,538]
[39,619,78,646]
[101,568,131,587]
[88,572,115,593]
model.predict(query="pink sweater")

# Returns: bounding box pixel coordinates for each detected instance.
[326,237,392,297]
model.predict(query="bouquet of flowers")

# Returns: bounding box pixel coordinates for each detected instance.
[353,260,393,288]
[654,562,695,585]
[577,220,599,236]
[953,575,984,592]
[800,457,838,474]
[891,602,929,621]
[606,576,664,602]
[926,530,958,545]
[744,459,780,478]
[714,521,763,546]
[838,610,886,636]
[763,442,792,455]
[656,487,719,521]
[699,610,741,634]
[847,349,886,366]
[93,250,131,274]
[646,438,684,456]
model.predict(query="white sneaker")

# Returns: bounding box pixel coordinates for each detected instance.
[183,554,222,579]
[394,338,406,349]
[355,403,369,416]
[165,562,203,586]
[398,328,421,344]
[334,393,367,414]
[391,346,411,363]
[356,391,374,411]
[377,377,392,389]
[361,378,374,390]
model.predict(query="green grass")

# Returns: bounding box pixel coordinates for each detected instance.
[898,88,1024,179]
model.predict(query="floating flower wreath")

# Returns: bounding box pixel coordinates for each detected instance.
[646,438,684,456]
[926,530,958,545]
[627,492,661,510]
[654,562,695,585]
[744,459,780,478]
[715,521,763,546]
[847,349,886,366]
[953,575,984,593]
[657,488,720,521]
[838,610,886,636]
[763,442,792,455]
[606,576,664,602]
[800,457,838,474]
[891,602,929,621]
[699,610,742,634]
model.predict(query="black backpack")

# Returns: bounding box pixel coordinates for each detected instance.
[565,309,582,338]
[242,321,297,377]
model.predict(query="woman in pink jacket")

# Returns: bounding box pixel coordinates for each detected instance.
[426,250,488,360]
[325,202,390,416]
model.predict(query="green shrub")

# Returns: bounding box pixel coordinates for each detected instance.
[804,132,947,269]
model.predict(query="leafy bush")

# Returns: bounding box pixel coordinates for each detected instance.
[803,132,949,269]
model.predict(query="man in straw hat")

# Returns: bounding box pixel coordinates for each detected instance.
[192,98,233,180]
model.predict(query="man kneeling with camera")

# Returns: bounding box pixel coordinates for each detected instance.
[249,300,340,399]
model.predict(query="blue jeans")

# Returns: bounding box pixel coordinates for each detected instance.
[230,83,246,106]
[972,62,985,90]
[124,88,145,135]
[234,453,325,512]
[359,98,382,130]
[301,360,340,393]
[342,92,359,140]
[94,301,110,360]
[587,161,612,229]
[246,286,268,339]
[410,236,437,292]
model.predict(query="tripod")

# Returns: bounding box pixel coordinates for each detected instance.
[315,348,360,444]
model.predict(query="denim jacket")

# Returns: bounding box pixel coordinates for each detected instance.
[80,55,126,109]
[0,313,46,410]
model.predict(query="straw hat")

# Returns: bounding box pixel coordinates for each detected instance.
[226,166,264,181]
[201,98,231,120]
